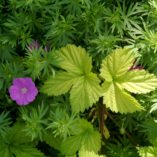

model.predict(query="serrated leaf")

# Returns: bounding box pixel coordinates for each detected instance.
[79,149,104,157]
[100,48,135,81]
[120,70,157,94]
[43,132,62,151]
[79,149,105,157]
[100,48,157,113]
[138,147,157,157]
[102,82,144,113]
[61,119,101,155]
[59,44,92,74]
[41,72,78,96]
[42,45,102,113]
[11,145,45,157]
[61,134,83,155]
[70,73,102,112]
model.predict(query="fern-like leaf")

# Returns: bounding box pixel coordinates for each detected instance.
[0,123,45,157]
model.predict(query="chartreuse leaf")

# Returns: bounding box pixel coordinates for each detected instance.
[100,48,157,113]
[41,72,78,96]
[42,44,102,113]
[70,73,102,112]
[121,70,157,94]
[79,148,105,157]
[0,123,45,157]
[58,44,92,74]
[100,48,135,81]
[138,147,157,157]
[102,82,144,113]
[60,119,101,155]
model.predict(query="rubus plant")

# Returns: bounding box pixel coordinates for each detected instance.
[1,0,157,157]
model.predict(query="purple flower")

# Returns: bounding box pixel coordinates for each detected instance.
[9,78,38,106]
[27,40,40,51]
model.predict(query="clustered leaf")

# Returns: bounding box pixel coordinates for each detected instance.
[0,123,45,157]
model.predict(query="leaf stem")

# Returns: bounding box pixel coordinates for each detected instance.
[104,110,139,147]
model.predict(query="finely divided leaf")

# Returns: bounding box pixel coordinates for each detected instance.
[0,123,46,157]
[102,82,144,113]
[121,70,157,94]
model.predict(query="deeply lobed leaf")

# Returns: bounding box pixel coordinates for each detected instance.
[60,119,101,155]
[42,45,102,113]
[100,48,157,113]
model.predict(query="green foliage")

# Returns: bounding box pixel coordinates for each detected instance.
[0,124,45,157]
[79,148,105,157]
[42,44,102,113]
[138,146,157,157]
[0,112,11,137]
[2,0,157,156]
[2,12,33,48]
[45,15,76,48]
[104,1,144,36]
[47,108,78,140]
[140,119,157,145]
[60,119,101,155]
[106,142,138,157]
[24,47,57,79]
[0,61,25,90]
[20,104,49,141]
[100,48,157,113]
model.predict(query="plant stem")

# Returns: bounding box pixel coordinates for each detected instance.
[105,110,139,147]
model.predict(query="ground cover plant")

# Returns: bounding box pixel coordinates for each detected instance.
[1,0,157,156]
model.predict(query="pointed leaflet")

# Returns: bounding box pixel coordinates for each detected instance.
[100,48,135,81]
[70,73,102,112]
[102,82,144,113]
[61,119,101,155]
[41,72,78,96]
[42,45,102,113]
[58,44,92,74]
[100,48,157,113]
[120,70,157,94]
[138,147,157,157]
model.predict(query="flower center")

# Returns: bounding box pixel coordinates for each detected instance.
[21,87,28,94]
